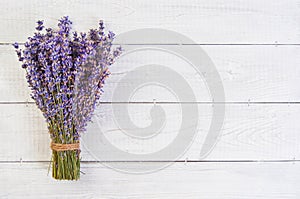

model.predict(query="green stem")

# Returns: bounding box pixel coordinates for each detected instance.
[49,79,80,180]
[52,149,80,180]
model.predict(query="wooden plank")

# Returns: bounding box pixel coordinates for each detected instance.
[1,45,300,102]
[0,0,300,44]
[0,162,299,198]
[0,103,299,161]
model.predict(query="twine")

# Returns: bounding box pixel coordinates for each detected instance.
[50,142,80,152]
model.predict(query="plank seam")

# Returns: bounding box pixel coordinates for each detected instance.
[1,160,299,163]
[0,101,300,105]
[2,43,300,46]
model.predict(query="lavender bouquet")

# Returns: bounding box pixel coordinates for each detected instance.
[13,16,121,180]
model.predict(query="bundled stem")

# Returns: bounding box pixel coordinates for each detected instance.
[49,120,81,180]
[52,150,80,180]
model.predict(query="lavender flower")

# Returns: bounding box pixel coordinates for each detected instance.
[13,16,121,180]
[36,20,44,31]
[13,16,122,144]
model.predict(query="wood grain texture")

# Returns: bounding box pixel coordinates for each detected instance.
[1,45,300,102]
[0,103,299,161]
[0,0,300,44]
[0,162,299,198]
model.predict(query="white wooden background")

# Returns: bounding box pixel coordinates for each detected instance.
[0,0,300,198]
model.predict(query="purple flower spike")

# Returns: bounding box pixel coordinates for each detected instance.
[12,42,19,49]
[36,20,44,31]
